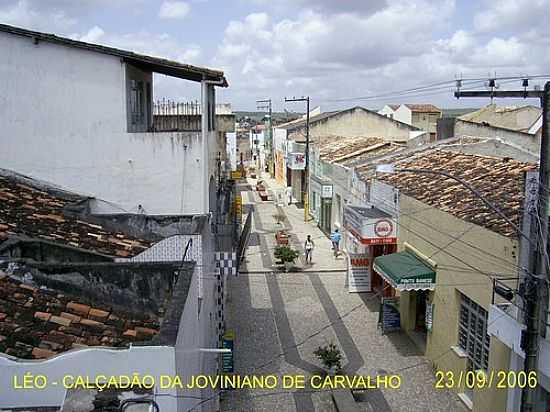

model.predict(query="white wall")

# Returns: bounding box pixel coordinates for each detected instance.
[226,132,237,170]
[0,31,211,215]
[378,105,396,118]
[0,346,177,410]
[393,105,413,125]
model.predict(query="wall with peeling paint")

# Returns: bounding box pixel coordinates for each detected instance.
[0,31,213,215]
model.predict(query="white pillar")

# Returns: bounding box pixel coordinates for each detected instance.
[201,80,210,214]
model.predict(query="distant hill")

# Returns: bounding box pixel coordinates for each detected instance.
[441,108,479,118]
[234,111,303,123]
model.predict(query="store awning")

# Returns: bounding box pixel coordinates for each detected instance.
[373,251,436,291]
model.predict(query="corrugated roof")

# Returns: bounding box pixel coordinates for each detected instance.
[0,23,227,86]
[376,150,535,237]
[0,175,151,257]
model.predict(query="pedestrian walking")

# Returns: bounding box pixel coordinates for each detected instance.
[286,186,292,206]
[330,228,342,258]
[304,235,315,264]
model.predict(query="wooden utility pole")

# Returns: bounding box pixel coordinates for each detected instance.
[285,96,310,222]
[456,82,550,412]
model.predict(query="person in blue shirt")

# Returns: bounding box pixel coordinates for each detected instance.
[330,228,342,257]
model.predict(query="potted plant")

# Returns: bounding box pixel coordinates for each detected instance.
[314,342,342,374]
[274,245,300,272]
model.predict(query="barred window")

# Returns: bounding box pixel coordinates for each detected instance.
[458,293,490,371]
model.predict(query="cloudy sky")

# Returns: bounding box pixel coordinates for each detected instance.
[1,0,548,111]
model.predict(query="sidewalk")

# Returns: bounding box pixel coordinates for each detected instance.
[239,172,347,273]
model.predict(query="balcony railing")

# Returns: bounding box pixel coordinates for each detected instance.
[152,100,232,132]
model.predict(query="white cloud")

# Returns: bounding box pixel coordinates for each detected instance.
[0,0,76,32]
[158,1,190,19]
[474,0,549,33]
[79,25,105,43]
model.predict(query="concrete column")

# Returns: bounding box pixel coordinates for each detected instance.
[201,80,210,214]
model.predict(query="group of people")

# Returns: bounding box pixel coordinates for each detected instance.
[303,228,342,264]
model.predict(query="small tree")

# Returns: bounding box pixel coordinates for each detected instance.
[314,342,342,372]
[274,246,300,263]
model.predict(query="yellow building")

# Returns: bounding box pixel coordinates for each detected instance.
[370,150,535,411]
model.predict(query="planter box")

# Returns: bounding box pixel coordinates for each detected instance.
[275,231,289,245]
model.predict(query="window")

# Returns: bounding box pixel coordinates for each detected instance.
[458,293,490,371]
[130,80,145,126]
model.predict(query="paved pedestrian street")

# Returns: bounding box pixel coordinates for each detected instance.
[221,176,464,412]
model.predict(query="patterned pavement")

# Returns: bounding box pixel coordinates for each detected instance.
[220,176,464,412]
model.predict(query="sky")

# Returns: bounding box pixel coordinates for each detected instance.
[1,0,549,111]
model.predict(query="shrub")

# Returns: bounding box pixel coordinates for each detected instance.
[274,246,300,263]
[314,343,342,371]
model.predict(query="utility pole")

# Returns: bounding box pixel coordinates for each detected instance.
[285,96,310,222]
[456,81,550,412]
[257,99,273,177]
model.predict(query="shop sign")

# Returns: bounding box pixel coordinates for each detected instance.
[380,297,401,333]
[348,253,371,293]
[287,152,306,170]
[222,330,234,373]
[426,303,434,332]
[321,184,333,199]
[231,171,242,180]
[343,206,398,245]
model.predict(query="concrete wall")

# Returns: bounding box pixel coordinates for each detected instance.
[173,216,220,412]
[444,140,539,163]
[0,346,177,410]
[460,105,541,132]
[455,120,540,155]
[393,106,413,125]
[288,108,415,145]
[411,112,440,135]
[0,31,213,215]
[274,128,288,185]
[397,195,519,412]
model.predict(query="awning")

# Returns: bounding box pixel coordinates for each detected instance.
[373,250,436,291]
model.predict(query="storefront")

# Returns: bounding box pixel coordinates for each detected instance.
[373,247,436,348]
[343,205,398,294]
[287,152,305,203]
[310,174,333,234]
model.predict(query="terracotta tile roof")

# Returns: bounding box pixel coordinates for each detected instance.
[319,137,385,162]
[376,150,535,237]
[0,175,151,257]
[404,104,442,113]
[338,143,404,167]
[0,273,160,359]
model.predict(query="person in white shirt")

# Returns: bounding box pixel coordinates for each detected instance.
[286,186,292,206]
[304,235,315,264]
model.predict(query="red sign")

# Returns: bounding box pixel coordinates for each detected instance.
[374,219,394,238]
[350,257,369,267]
[361,237,398,245]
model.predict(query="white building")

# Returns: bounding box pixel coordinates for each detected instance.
[0,23,228,216]
[378,104,400,119]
